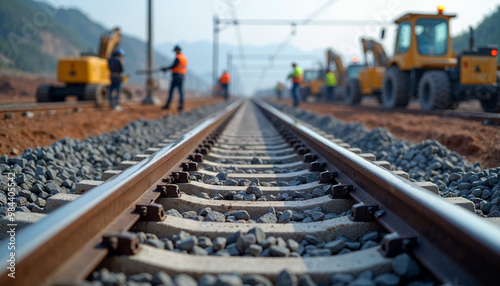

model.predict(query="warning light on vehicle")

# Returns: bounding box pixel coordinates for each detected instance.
[352,57,358,63]
[437,5,445,14]
[492,49,498,57]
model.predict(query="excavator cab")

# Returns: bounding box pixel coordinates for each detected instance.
[382,6,499,112]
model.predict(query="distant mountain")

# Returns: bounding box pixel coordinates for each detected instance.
[453,6,500,62]
[0,0,208,92]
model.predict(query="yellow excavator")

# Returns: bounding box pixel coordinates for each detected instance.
[381,6,499,112]
[36,28,122,105]
[326,49,365,101]
[300,69,324,101]
[344,38,388,105]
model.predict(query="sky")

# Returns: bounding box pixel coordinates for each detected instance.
[42,0,500,94]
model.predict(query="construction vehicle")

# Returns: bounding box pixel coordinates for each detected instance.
[36,28,122,105]
[300,69,324,101]
[325,49,365,101]
[344,38,388,105]
[381,6,499,112]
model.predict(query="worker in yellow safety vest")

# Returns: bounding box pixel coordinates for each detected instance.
[324,69,337,101]
[287,62,303,107]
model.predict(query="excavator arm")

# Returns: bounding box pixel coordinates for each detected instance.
[361,38,388,67]
[327,49,345,76]
[98,27,121,59]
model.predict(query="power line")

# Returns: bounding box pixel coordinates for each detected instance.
[218,19,391,26]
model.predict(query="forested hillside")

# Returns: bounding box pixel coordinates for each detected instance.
[0,0,208,91]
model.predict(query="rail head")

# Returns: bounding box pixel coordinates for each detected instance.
[0,99,244,285]
[254,99,500,285]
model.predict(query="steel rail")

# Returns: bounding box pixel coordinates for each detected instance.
[254,99,500,285]
[0,99,244,286]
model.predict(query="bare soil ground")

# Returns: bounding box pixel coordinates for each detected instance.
[285,98,500,168]
[0,74,222,156]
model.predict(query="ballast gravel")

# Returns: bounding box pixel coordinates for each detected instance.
[136,227,386,258]
[272,103,500,217]
[165,205,348,224]
[0,103,230,217]
[88,255,436,285]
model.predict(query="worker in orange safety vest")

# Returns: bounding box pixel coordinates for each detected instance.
[219,71,231,101]
[161,45,187,111]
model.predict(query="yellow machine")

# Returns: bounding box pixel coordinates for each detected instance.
[36,28,122,105]
[300,69,324,101]
[325,49,365,101]
[344,38,388,105]
[381,6,499,112]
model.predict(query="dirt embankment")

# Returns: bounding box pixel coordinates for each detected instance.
[296,100,500,168]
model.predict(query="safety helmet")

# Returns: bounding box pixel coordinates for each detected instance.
[173,45,182,51]
[116,49,125,56]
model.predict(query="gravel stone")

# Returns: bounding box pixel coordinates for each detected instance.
[205,211,226,222]
[199,274,218,286]
[242,275,273,286]
[144,239,165,249]
[277,270,297,286]
[166,209,182,218]
[129,273,153,283]
[247,227,266,243]
[176,237,198,251]
[299,275,317,286]
[278,210,293,223]
[173,274,198,286]
[374,273,400,286]
[311,211,325,221]
[236,234,257,252]
[227,231,242,244]
[246,186,263,198]
[214,274,243,286]
[151,271,174,286]
[257,212,277,223]
[269,245,290,257]
[245,244,263,256]
[330,274,355,284]
[391,253,421,279]
[325,240,345,254]
[198,236,212,248]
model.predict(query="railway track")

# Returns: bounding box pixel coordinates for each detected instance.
[1,99,500,285]
[0,101,100,114]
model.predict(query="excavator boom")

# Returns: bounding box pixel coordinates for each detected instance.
[98,28,121,59]
[361,38,388,67]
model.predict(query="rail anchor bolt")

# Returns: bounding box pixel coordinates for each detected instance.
[102,231,140,255]
[135,203,165,221]
[319,171,338,184]
[330,184,353,199]
[380,232,417,257]
[350,203,379,221]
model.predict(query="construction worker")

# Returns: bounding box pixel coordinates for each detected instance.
[108,48,125,110]
[276,81,284,100]
[218,71,231,101]
[287,62,303,107]
[324,69,337,101]
[160,45,187,111]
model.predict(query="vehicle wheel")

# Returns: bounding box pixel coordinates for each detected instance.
[480,91,500,113]
[382,66,409,109]
[418,71,454,110]
[344,78,362,105]
[480,75,500,113]
[36,85,52,102]
[83,84,108,106]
